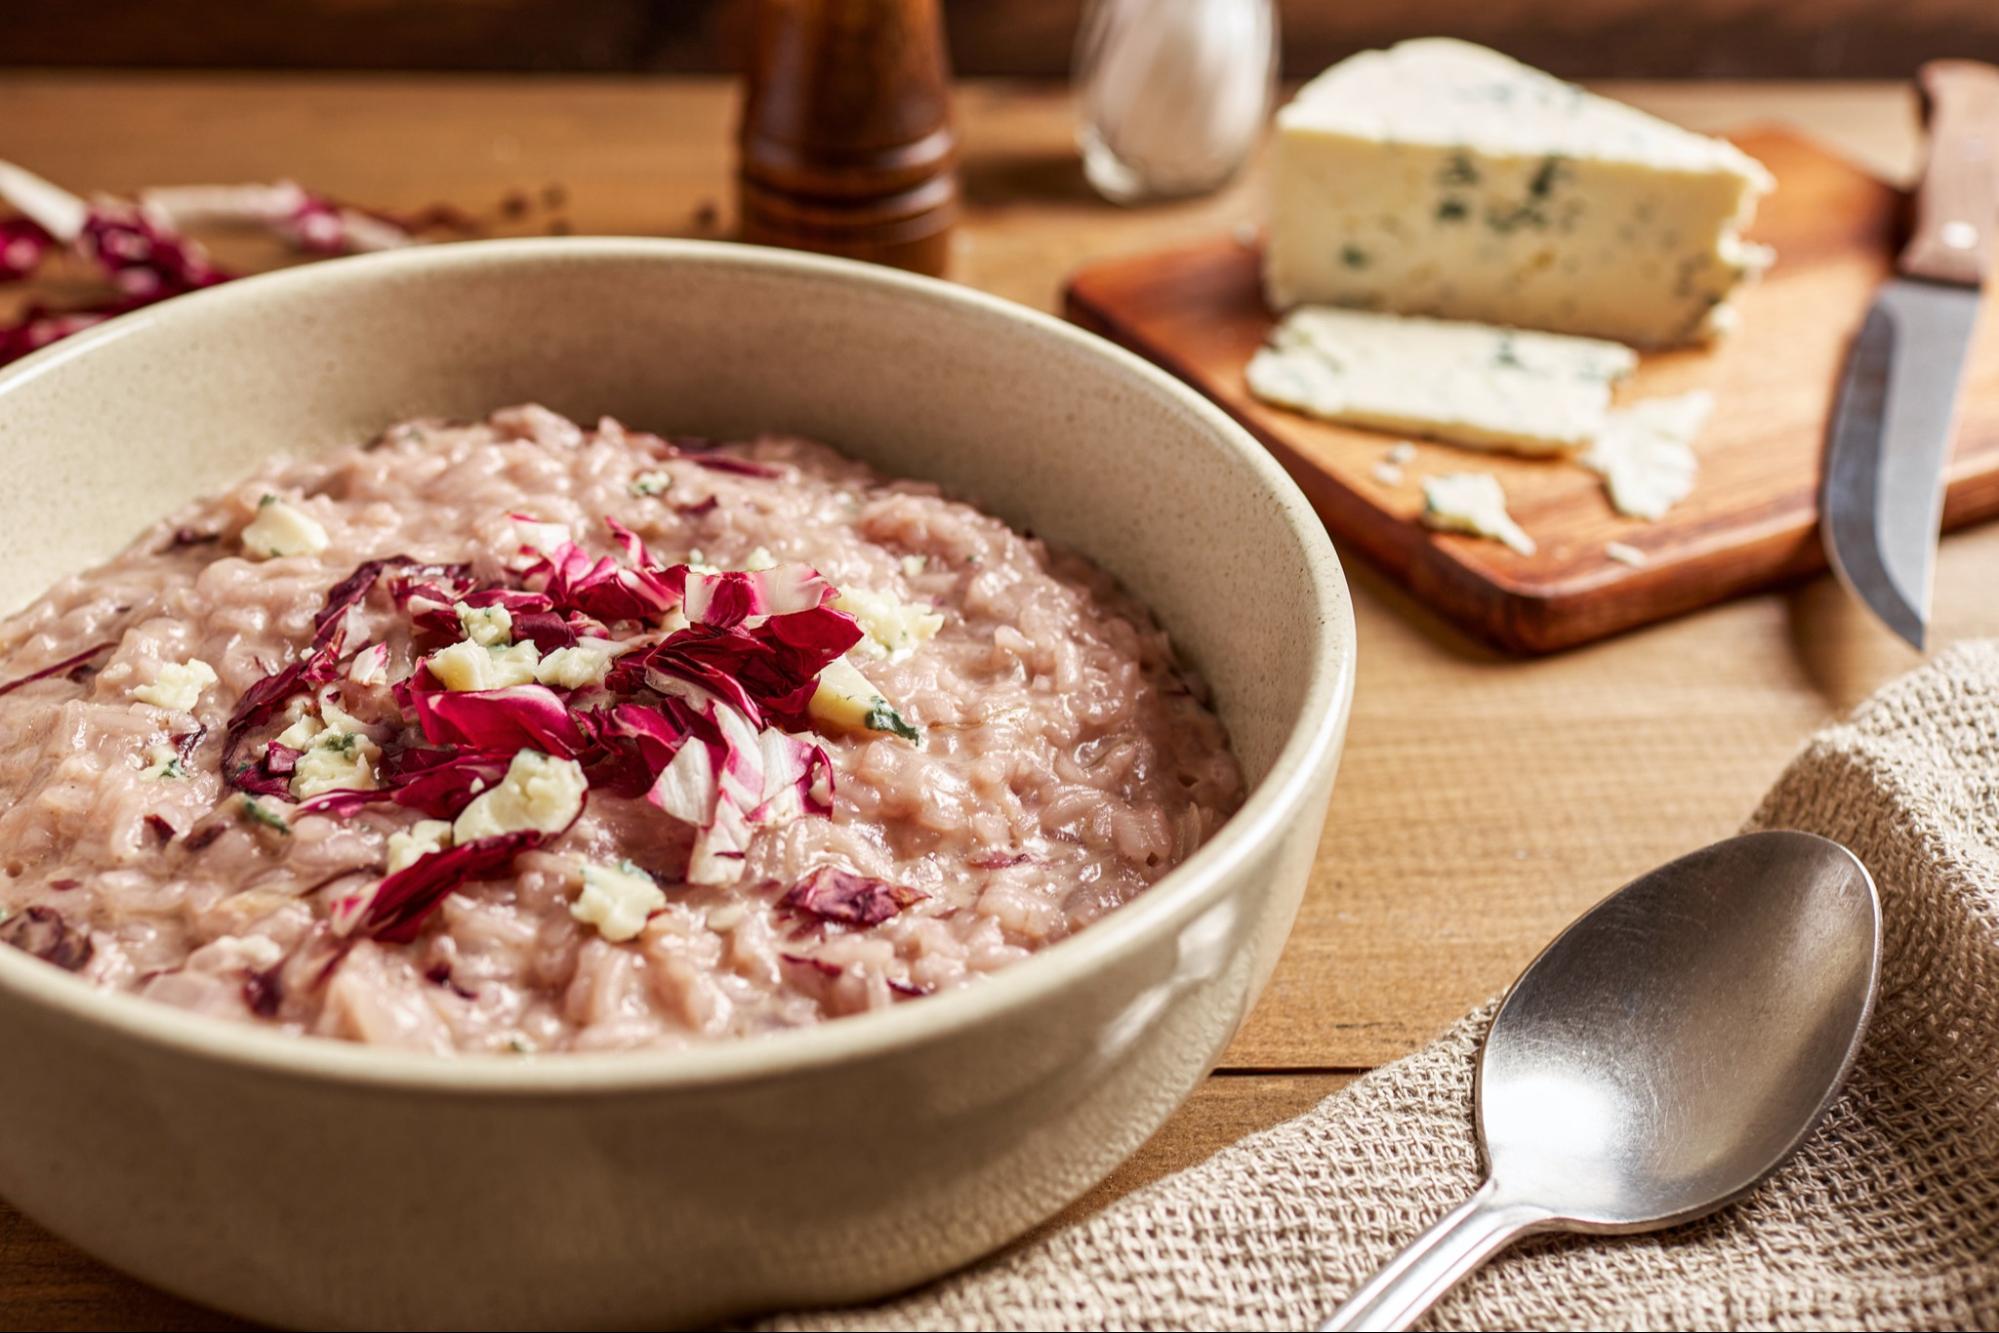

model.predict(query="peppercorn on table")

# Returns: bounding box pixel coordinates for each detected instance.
[0,74,1984,1330]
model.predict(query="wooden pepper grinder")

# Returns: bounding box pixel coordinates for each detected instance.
[737,0,959,276]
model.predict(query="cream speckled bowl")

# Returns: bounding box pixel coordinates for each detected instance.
[0,239,1352,1329]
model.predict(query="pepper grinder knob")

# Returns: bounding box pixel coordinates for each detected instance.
[737,0,959,277]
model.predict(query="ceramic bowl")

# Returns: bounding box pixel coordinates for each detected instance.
[0,239,1353,1329]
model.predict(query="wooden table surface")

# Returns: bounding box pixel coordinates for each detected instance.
[0,73,1987,1329]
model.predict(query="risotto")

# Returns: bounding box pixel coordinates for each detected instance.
[0,406,1242,1054]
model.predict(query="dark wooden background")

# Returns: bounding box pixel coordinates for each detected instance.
[3,0,1995,79]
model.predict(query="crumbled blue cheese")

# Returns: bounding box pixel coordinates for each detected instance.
[1371,460,1404,487]
[427,639,542,691]
[386,819,452,873]
[570,859,666,942]
[1421,473,1537,555]
[835,586,945,662]
[451,750,586,842]
[1247,307,1635,453]
[1581,391,1711,521]
[277,696,383,798]
[1387,442,1417,465]
[899,554,929,579]
[241,497,330,559]
[1266,38,1775,347]
[292,730,381,799]
[628,470,671,497]
[132,658,219,711]
[534,640,618,690]
[141,743,184,780]
[456,602,514,647]
[810,656,920,740]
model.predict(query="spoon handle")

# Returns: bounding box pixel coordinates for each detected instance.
[1318,1178,1552,1331]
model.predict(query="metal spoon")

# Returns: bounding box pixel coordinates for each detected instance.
[1320,830,1881,1332]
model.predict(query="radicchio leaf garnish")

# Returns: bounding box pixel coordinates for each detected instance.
[0,905,93,971]
[222,556,412,783]
[779,866,925,928]
[234,743,301,797]
[0,640,116,699]
[403,673,589,758]
[332,831,547,943]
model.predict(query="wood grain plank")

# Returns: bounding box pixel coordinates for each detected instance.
[1064,129,1999,652]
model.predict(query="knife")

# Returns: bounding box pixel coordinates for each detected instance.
[1824,61,1999,650]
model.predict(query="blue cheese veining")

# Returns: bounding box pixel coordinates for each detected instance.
[1247,306,1635,453]
[1265,38,1774,347]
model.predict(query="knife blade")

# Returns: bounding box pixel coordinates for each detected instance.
[1823,60,1999,650]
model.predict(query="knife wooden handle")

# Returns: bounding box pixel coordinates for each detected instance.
[1901,60,1999,287]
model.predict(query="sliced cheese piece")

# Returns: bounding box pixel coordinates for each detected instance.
[1265,38,1774,347]
[1581,390,1711,521]
[1421,473,1536,556]
[1247,306,1634,453]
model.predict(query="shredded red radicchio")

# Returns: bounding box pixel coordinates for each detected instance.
[220,512,874,934]
[0,640,116,699]
[222,556,417,784]
[779,867,926,928]
[331,830,550,943]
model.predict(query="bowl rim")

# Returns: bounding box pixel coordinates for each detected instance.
[0,236,1355,1094]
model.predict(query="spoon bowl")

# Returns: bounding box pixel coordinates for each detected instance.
[1323,830,1881,1330]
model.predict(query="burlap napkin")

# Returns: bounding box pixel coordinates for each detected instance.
[765,641,1999,1331]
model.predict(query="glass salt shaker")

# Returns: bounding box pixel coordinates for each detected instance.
[1074,0,1279,204]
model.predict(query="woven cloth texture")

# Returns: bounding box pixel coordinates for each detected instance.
[764,641,1999,1331]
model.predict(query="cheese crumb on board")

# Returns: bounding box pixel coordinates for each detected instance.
[1582,390,1712,520]
[1421,473,1537,556]
[1371,460,1404,487]
[1605,541,1648,567]
[1247,306,1635,454]
[1264,38,1774,347]
[1386,442,1417,465]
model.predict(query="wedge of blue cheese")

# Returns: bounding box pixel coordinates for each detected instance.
[1265,38,1774,347]
[1247,306,1635,453]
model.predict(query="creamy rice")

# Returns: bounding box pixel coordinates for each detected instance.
[0,407,1241,1054]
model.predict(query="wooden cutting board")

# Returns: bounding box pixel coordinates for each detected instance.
[1063,129,1999,653]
